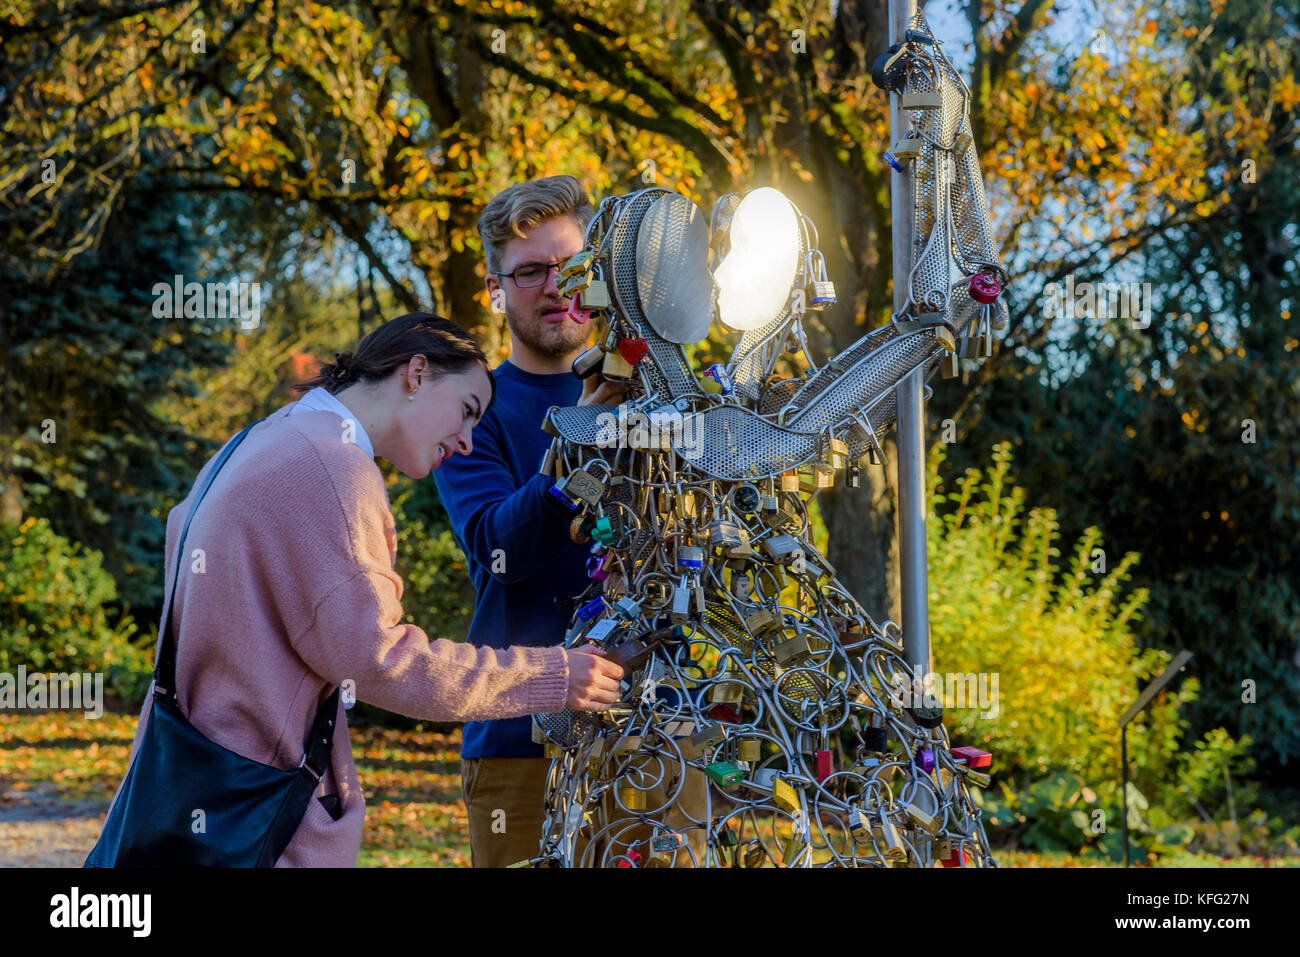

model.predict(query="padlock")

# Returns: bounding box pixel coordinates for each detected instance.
[812,463,835,488]
[772,633,809,666]
[901,90,942,110]
[940,845,966,868]
[962,767,992,789]
[675,490,698,520]
[584,618,620,644]
[613,735,643,757]
[848,806,871,844]
[772,776,801,814]
[815,749,833,783]
[889,133,924,161]
[760,493,780,513]
[708,681,744,705]
[779,470,800,492]
[709,703,742,724]
[702,362,734,395]
[743,607,781,636]
[676,544,705,569]
[874,815,907,862]
[717,828,739,866]
[560,248,596,277]
[670,575,693,624]
[554,468,604,506]
[557,267,592,297]
[780,834,806,866]
[737,738,762,763]
[734,485,761,513]
[905,802,942,836]
[805,250,837,308]
[581,279,610,310]
[709,521,743,549]
[950,745,991,769]
[618,785,646,812]
[705,761,744,788]
[952,131,972,156]
[544,742,564,759]
[847,464,862,488]
[576,597,604,622]
[759,533,802,564]
[571,345,605,380]
[591,516,616,546]
[941,352,960,378]
[571,514,595,546]
[862,725,888,754]
[827,436,849,470]
[650,833,684,856]
[915,746,935,774]
[584,552,611,580]
[612,596,642,620]
[602,349,635,379]
[742,840,766,868]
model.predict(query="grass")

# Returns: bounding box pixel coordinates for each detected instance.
[2,709,1294,868]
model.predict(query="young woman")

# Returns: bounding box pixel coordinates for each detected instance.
[105,313,622,866]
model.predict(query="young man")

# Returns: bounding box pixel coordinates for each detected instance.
[433,175,626,866]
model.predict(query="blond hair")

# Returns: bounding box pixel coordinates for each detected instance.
[477,175,595,272]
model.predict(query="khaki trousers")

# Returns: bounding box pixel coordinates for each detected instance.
[462,757,710,867]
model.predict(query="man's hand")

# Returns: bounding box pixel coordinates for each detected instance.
[577,373,630,407]
[563,644,625,710]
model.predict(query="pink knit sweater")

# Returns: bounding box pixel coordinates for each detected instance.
[112,403,570,866]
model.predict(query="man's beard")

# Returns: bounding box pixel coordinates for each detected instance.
[507,300,590,361]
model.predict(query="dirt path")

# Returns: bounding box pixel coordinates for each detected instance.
[0,783,106,867]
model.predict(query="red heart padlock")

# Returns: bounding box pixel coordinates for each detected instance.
[968,273,1001,304]
[617,337,649,366]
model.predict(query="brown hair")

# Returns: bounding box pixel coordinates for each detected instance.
[296,313,495,410]
[477,174,595,272]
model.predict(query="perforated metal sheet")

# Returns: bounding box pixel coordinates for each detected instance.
[604,189,703,399]
[636,193,715,344]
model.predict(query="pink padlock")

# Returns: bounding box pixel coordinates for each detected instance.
[968,272,1001,304]
[565,293,591,324]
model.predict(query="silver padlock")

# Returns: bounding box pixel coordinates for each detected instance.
[805,250,837,309]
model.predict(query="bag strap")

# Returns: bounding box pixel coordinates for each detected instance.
[154,424,256,702]
[153,422,339,781]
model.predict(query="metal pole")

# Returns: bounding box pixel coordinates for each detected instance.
[1121,725,1130,868]
[890,0,929,677]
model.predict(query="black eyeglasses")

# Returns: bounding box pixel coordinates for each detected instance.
[493,260,567,289]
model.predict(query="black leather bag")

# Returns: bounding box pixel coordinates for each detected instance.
[86,424,340,867]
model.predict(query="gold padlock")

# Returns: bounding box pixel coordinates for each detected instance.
[812,464,835,488]
[738,739,762,763]
[772,777,801,815]
[602,349,635,379]
[779,470,800,492]
[619,785,646,811]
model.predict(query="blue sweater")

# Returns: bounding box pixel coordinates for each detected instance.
[432,360,592,758]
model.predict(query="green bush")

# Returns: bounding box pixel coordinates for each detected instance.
[0,516,153,702]
[929,443,1251,855]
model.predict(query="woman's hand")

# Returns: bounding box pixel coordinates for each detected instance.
[563,644,625,710]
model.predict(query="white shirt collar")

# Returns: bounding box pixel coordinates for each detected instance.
[291,387,375,459]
